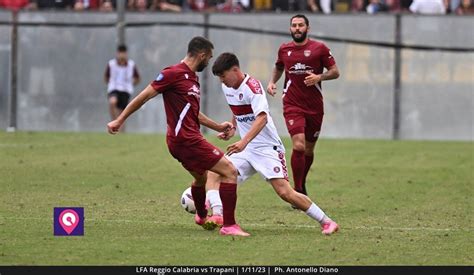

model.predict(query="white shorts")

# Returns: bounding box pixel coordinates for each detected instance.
[227,146,289,184]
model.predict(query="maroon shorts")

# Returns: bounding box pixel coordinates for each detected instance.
[167,138,224,175]
[283,105,323,143]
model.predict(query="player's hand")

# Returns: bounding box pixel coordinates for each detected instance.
[217,121,233,132]
[107,120,122,134]
[266,82,277,97]
[304,73,322,87]
[226,140,247,156]
[217,127,236,141]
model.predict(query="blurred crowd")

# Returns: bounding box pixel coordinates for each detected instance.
[1,0,473,14]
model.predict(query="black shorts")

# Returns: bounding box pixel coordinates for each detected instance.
[108,90,130,110]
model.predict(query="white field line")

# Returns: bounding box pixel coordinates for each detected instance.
[1,216,472,232]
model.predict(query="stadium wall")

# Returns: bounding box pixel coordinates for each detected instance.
[0,11,472,141]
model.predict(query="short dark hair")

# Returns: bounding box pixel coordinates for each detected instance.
[212,52,240,76]
[187,36,214,57]
[290,14,309,26]
[117,44,127,52]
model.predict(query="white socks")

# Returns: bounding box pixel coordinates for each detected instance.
[206,190,223,216]
[305,203,330,224]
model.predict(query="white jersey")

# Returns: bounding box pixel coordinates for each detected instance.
[106,59,137,94]
[221,74,284,151]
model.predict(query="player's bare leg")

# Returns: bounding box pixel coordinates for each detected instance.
[209,157,249,236]
[108,96,121,120]
[269,178,339,235]
[291,133,307,195]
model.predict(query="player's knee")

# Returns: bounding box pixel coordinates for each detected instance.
[292,140,305,151]
[109,97,118,106]
[221,161,238,181]
[293,144,305,152]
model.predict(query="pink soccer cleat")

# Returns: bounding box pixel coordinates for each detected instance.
[202,215,223,231]
[194,214,208,226]
[219,224,250,237]
[321,220,339,235]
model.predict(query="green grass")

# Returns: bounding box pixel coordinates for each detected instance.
[0,131,472,265]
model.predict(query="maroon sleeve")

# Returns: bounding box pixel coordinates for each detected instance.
[275,45,285,70]
[150,68,174,94]
[133,65,140,78]
[321,43,336,69]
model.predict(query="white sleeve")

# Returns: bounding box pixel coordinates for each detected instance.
[249,84,270,117]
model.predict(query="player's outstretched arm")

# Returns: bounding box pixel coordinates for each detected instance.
[198,112,233,132]
[107,85,158,134]
[267,66,284,97]
[226,112,267,156]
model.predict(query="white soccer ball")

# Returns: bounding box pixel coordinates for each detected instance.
[180,187,196,214]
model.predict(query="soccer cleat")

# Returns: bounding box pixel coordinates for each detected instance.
[219,224,250,237]
[201,215,223,231]
[194,214,208,226]
[321,220,339,235]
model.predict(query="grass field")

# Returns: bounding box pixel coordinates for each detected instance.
[0,131,472,265]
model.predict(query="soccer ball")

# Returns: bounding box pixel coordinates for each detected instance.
[180,187,196,214]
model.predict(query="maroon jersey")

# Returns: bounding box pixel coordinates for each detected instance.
[150,62,203,144]
[275,39,336,114]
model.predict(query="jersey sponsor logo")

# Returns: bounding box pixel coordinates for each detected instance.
[187,85,200,98]
[156,73,164,81]
[289,63,314,75]
[236,115,255,123]
[225,93,234,97]
[288,119,294,126]
[304,50,311,57]
[246,77,263,94]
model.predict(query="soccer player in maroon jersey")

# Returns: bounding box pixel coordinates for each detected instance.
[267,14,340,197]
[107,37,249,236]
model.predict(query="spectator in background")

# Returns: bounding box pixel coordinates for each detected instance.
[73,0,101,10]
[366,0,388,13]
[27,0,75,9]
[152,0,184,11]
[385,0,401,11]
[100,0,114,11]
[318,0,332,13]
[105,44,140,132]
[456,0,474,13]
[351,0,366,12]
[187,0,217,11]
[409,0,446,14]
[128,0,151,10]
[0,0,31,10]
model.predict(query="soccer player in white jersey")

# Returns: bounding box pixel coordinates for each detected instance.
[105,44,140,131]
[204,53,339,235]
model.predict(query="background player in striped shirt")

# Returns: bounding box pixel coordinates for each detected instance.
[267,14,340,197]
[205,52,339,235]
